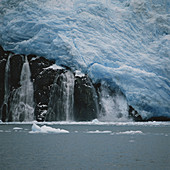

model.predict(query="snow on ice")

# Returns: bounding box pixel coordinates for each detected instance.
[0,0,169,118]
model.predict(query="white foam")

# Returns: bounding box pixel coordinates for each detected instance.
[87,130,112,134]
[29,123,69,134]
[1,121,170,127]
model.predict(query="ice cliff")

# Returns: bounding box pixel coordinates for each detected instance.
[0,0,170,119]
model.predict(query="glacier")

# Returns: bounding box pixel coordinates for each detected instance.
[0,0,170,119]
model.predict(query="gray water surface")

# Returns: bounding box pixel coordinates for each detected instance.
[0,122,170,170]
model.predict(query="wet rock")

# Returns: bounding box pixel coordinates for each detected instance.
[45,70,73,121]
[74,75,98,121]
[0,58,6,108]
[146,116,170,121]
[34,69,64,120]
[128,105,142,121]
[10,54,24,90]
[29,55,55,81]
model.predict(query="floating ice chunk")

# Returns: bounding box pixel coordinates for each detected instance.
[91,119,100,123]
[113,131,143,135]
[13,127,23,130]
[129,140,135,143]
[44,64,64,70]
[87,130,112,134]
[0,130,3,132]
[30,123,69,134]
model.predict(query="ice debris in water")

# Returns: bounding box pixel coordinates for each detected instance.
[30,123,69,133]
[112,130,143,135]
[91,119,100,123]
[87,130,112,134]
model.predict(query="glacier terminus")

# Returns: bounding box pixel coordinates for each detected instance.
[0,0,170,120]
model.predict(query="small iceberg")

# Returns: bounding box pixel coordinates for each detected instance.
[91,119,100,124]
[87,130,112,134]
[29,123,69,134]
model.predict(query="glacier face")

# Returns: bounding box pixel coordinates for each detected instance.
[0,0,170,118]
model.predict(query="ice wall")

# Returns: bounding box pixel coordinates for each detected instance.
[0,0,169,118]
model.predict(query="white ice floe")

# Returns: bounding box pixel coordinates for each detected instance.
[13,127,23,130]
[91,119,100,124]
[87,130,112,134]
[112,131,143,135]
[29,123,69,134]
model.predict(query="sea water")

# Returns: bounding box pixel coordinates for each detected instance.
[0,121,170,170]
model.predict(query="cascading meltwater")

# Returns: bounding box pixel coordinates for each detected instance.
[10,56,34,122]
[1,54,12,121]
[46,70,75,121]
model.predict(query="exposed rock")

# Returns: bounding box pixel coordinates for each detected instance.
[128,105,142,121]
[34,68,64,120]
[10,54,24,90]
[0,58,6,108]
[45,70,74,121]
[28,55,55,81]
[74,75,98,121]
[146,116,170,121]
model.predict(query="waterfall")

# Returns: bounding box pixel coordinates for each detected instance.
[98,84,129,121]
[64,71,75,121]
[10,56,34,122]
[46,70,75,121]
[1,54,12,121]
[4,54,11,104]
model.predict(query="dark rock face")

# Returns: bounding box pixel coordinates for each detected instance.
[74,75,98,121]
[10,54,24,90]
[0,58,6,109]
[128,105,142,121]
[35,69,65,121]
[0,46,11,110]
[146,116,170,121]
[45,70,69,121]
[28,55,55,81]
